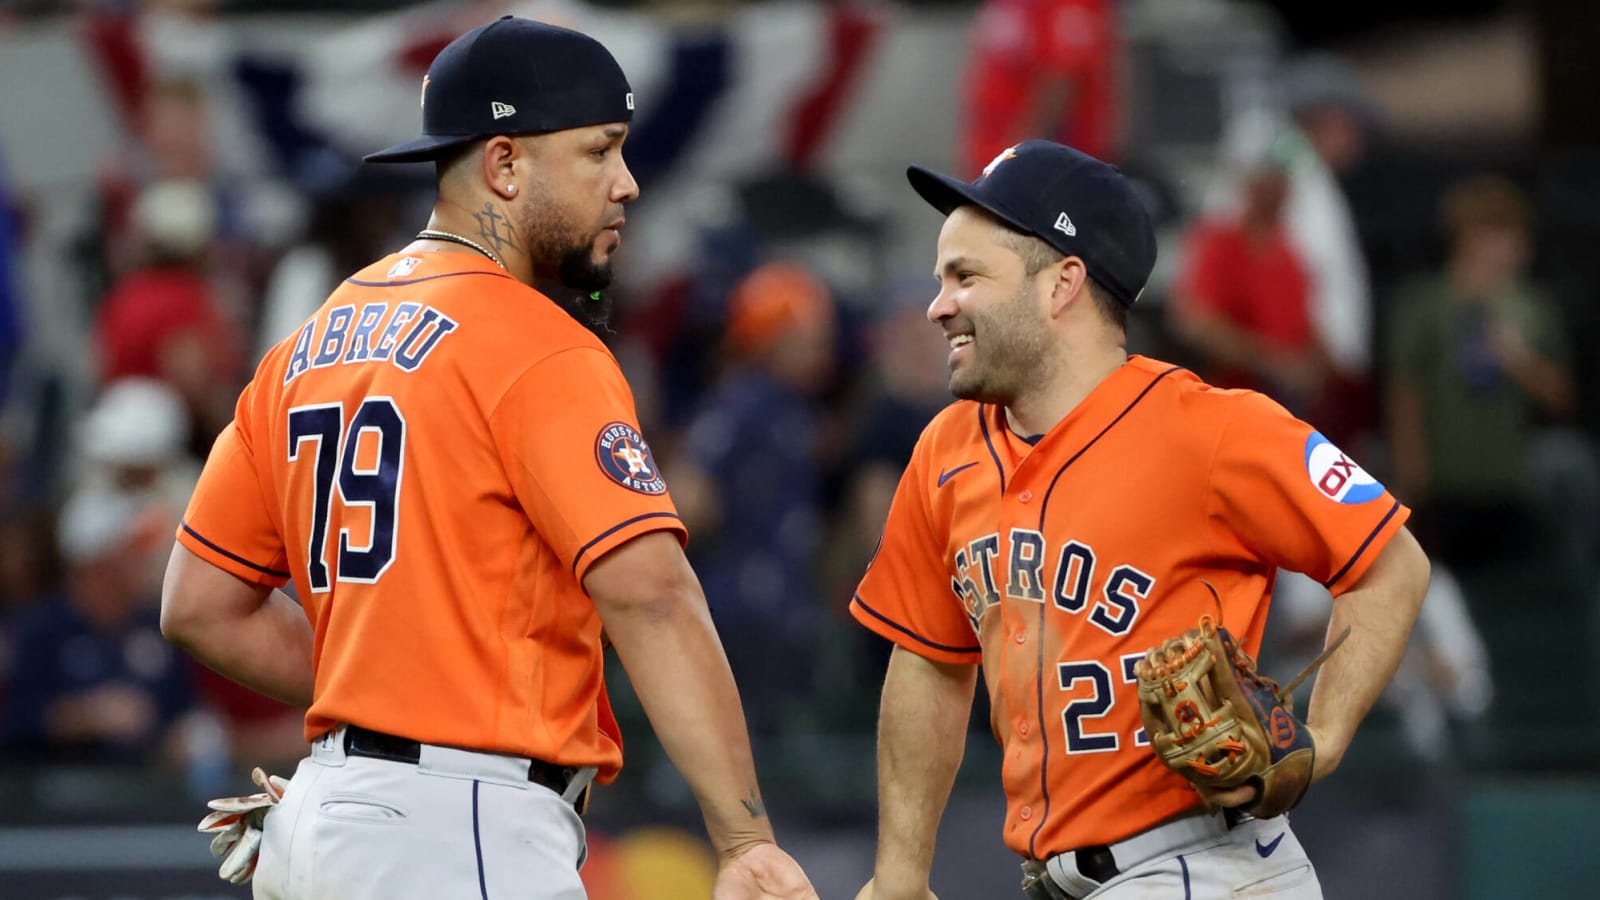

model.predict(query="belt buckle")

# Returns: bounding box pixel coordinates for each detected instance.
[1020,860,1072,900]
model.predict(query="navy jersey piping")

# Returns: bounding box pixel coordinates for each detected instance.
[180,521,292,580]
[345,270,513,288]
[1027,363,1182,857]
[978,404,1007,495]
[1322,498,1401,589]
[571,512,684,575]
[853,593,982,655]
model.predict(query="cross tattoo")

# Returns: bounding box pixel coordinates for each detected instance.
[474,203,518,256]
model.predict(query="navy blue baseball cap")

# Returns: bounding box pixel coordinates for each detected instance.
[907,141,1157,306]
[366,16,634,164]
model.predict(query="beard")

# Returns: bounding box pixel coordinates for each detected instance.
[556,243,614,294]
[949,284,1053,405]
[552,278,614,338]
[522,197,617,337]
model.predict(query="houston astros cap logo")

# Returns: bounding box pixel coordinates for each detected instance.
[981,145,1018,179]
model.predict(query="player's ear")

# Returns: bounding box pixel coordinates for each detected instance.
[1047,256,1090,319]
[481,135,521,200]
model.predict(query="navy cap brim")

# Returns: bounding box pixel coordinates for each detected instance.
[906,165,1035,238]
[364,134,479,164]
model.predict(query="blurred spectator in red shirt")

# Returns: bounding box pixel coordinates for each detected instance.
[963,0,1120,177]
[95,179,241,448]
[1171,135,1328,417]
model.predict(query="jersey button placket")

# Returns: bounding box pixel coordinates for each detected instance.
[1019,805,1033,821]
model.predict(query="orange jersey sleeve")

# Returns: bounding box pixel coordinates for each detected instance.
[490,347,685,581]
[851,419,983,665]
[1208,390,1407,594]
[178,379,292,587]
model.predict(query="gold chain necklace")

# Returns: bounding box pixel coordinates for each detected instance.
[415,229,506,270]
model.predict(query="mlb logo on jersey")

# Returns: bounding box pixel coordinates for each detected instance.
[387,257,423,279]
[1304,431,1383,504]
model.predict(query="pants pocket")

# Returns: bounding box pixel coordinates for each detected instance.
[1233,862,1315,896]
[318,794,408,824]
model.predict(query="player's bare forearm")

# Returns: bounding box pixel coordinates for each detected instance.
[585,532,775,859]
[873,646,977,896]
[1305,526,1430,775]
[160,544,314,707]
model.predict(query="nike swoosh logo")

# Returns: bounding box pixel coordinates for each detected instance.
[937,462,978,487]
[1256,834,1285,858]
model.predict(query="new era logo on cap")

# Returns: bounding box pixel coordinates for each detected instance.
[626,92,635,111]
[491,101,517,120]
[1054,213,1077,237]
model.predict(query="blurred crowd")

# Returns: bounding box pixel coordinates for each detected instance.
[1,0,1597,827]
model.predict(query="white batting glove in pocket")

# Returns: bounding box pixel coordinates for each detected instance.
[197,766,290,884]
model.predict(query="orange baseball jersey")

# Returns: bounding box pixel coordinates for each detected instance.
[177,251,685,782]
[851,355,1409,858]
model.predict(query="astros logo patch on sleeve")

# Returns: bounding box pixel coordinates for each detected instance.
[595,422,667,494]
[1303,431,1383,504]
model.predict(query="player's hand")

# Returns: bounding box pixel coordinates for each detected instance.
[197,767,289,884]
[853,876,940,900]
[711,842,819,899]
[1205,723,1340,810]
[1207,782,1259,810]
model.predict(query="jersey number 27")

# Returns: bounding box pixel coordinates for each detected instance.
[287,398,405,592]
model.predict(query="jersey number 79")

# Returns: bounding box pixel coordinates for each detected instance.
[287,398,406,592]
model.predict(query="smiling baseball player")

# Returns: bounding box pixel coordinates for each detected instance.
[850,141,1431,899]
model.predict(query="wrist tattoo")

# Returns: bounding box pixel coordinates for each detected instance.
[740,790,767,819]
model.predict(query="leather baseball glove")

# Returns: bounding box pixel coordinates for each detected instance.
[1133,583,1346,819]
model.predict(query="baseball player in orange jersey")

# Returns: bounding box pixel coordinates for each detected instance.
[158,17,816,900]
[850,141,1431,899]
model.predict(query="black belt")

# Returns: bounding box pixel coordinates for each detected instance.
[1071,845,1119,883]
[1021,847,1117,900]
[343,725,585,811]
[1028,807,1250,898]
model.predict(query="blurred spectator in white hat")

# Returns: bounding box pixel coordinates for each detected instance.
[93,180,242,452]
[78,377,199,509]
[1204,54,1381,449]
[75,376,202,596]
[1282,53,1381,447]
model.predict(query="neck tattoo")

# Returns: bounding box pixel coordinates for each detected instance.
[415,229,506,270]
